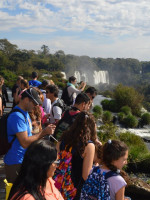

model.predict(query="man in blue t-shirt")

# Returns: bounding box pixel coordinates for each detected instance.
[4,88,55,183]
[29,71,41,87]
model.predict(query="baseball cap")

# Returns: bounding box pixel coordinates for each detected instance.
[21,88,42,105]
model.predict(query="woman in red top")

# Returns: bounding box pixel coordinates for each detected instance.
[8,139,63,200]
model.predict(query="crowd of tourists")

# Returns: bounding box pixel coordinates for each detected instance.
[0,72,131,200]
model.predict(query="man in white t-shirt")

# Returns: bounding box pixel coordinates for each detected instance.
[46,85,62,124]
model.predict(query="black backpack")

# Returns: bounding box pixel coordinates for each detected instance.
[52,98,69,117]
[61,86,74,106]
[0,108,26,156]
[53,108,80,141]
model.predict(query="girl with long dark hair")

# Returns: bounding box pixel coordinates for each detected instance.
[54,111,98,199]
[8,139,64,200]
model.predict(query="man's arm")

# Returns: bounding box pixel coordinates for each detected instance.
[16,124,55,149]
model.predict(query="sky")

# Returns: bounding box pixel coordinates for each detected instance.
[0,0,150,61]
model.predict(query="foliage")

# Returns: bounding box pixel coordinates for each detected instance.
[118,112,126,123]
[102,111,113,124]
[118,132,149,162]
[0,39,17,56]
[141,112,150,125]
[97,123,118,143]
[101,99,110,110]
[93,112,100,121]
[113,84,143,116]
[93,105,103,116]
[0,69,17,88]
[102,90,113,98]
[120,106,132,115]
[123,115,138,128]
[101,99,119,112]
[143,101,150,112]
[108,99,120,112]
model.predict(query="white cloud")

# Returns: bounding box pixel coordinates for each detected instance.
[10,34,150,61]
[1,0,150,35]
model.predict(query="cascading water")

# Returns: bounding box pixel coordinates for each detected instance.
[74,70,109,85]
[93,71,109,85]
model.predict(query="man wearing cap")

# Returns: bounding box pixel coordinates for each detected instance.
[4,88,55,183]
[29,71,41,87]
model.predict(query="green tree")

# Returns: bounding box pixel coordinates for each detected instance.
[0,38,17,57]
[48,57,65,71]
[41,45,50,56]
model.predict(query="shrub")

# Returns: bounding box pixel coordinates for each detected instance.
[120,106,132,115]
[123,115,138,128]
[118,112,126,123]
[141,112,150,125]
[93,105,103,116]
[93,112,100,121]
[97,123,118,143]
[119,132,149,162]
[113,84,143,116]
[108,100,120,112]
[101,99,110,110]
[102,111,113,124]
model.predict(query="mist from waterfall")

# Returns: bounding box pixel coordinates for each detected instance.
[74,71,81,82]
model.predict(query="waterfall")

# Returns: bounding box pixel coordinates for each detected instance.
[74,70,109,85]
[93,71,109,85]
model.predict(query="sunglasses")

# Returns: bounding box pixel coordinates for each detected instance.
[53,160,60,166]
[91,95,95,99]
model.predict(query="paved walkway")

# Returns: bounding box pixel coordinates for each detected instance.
[0,98,13,200]
[0,156,6,200]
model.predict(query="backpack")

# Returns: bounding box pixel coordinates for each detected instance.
[52,98,69,117]
[53,147,77,200]
[53,109,80,141]
[61,86,74,106]
[80,166,118,200]
[0,108,26,156]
